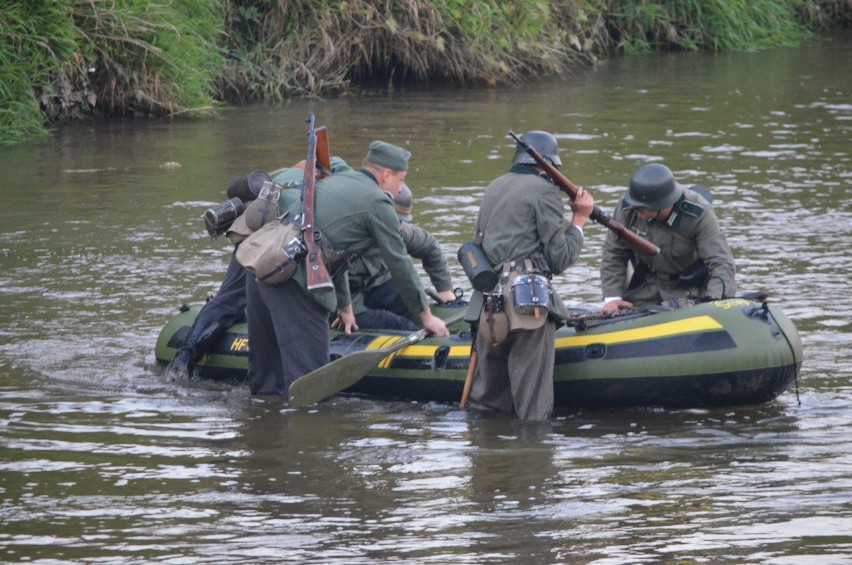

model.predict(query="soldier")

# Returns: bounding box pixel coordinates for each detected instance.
[349,183,457,331]
[463,130,594,420]
[246,141,449,397]
[600,163,736,312]
[163,158,352,381]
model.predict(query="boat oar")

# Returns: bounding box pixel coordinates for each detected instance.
[288,310,467,408]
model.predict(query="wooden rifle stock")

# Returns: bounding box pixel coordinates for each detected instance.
[507,130,660,257]
[303,114,334,292]
[315,126,331,176]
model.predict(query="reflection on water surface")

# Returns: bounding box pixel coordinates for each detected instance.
[0,34,850,563]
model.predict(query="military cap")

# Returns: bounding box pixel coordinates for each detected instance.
[365,140,411,171]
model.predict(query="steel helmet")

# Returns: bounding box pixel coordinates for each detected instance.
[394,183,413,222]
[512,130,562,167]
[624,163,683,211]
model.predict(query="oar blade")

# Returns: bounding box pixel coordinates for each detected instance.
[288,338,411,408]
[288,309,467,408]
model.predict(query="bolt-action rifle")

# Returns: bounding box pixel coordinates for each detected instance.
[508,130,660,257]
[315,125,331,175]
[302,114,334,292]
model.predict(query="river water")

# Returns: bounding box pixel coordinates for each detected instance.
[1,33,850,564]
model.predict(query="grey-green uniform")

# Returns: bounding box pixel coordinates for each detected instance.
[349,221,454,320]
[464,158,586,420]
[245,164,429,396]
[600,187,736,305]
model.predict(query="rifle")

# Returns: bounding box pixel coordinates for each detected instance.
[302,114,334,293]
[507,130,660,257]
[315,126,331,175]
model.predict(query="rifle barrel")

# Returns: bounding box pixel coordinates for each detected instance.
[507,130,659,256]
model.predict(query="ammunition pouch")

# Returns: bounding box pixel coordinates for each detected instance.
[627,260,650,291]
[676,259,709,288]
[236,214,306,285]
[321,239,353,280]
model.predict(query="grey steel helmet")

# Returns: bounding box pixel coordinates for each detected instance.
[512,130,562,167]
[624,163,683,211]
[394,183,413,222]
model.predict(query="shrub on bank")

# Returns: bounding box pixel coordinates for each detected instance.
[1,0,222,145]
[1,0,848,144]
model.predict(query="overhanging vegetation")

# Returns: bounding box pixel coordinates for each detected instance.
[1,0,849,145]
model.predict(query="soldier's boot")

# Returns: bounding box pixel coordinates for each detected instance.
[163,347,197,381]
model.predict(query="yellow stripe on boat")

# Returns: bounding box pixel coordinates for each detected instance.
[379,352,397,368]
[367,335,405,351]
[365,335,407,369]
[391,316,724,359]
[554,315,723,348]
[402,344,472,357]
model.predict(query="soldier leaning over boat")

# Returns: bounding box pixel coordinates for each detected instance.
[600,163,737,313]
[347,182,458,332]
[246,141,449,397]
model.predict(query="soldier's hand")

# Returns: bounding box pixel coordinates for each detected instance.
[602,299,632,313]
[419,311,449,337]
[570,187,595,227]
[331,305,358,335]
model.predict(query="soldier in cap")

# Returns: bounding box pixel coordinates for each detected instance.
[246,140,450,397]
[600,163,736,312]
[463,130,594,420]
[347,183,457,331]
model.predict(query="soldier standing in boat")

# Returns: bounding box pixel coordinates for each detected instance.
[348,183,457,331]
[600,163,736,312]
[463,130,594,420]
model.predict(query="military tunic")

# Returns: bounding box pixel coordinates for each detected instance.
[245,169,430,396]
[600,187,736,305]
[464,166,585,420]
[349,222,454,319]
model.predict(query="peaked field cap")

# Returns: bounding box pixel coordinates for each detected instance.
[366,140,411,171]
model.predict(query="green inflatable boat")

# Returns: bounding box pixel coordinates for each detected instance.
[155,296,803,409]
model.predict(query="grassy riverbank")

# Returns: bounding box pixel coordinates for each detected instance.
[1,0,849,144]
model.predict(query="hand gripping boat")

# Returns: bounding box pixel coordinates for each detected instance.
[155,297,803,409]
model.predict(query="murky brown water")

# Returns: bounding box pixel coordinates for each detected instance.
[1,33,850,563]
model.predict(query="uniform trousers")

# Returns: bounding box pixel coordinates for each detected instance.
[245,276,329,396]
[363,279,413,322]
[177,251,247,361]
[357,278,417,331]
[468,320,556,420]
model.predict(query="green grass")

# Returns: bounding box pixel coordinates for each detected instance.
[1,0,847,145]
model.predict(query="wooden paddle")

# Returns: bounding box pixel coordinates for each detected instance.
[288,309,467,408]
[459,350,477,409]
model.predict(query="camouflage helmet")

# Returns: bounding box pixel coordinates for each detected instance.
[394,183,413,222]
[624,163,683,211]
[512,130,562,167]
